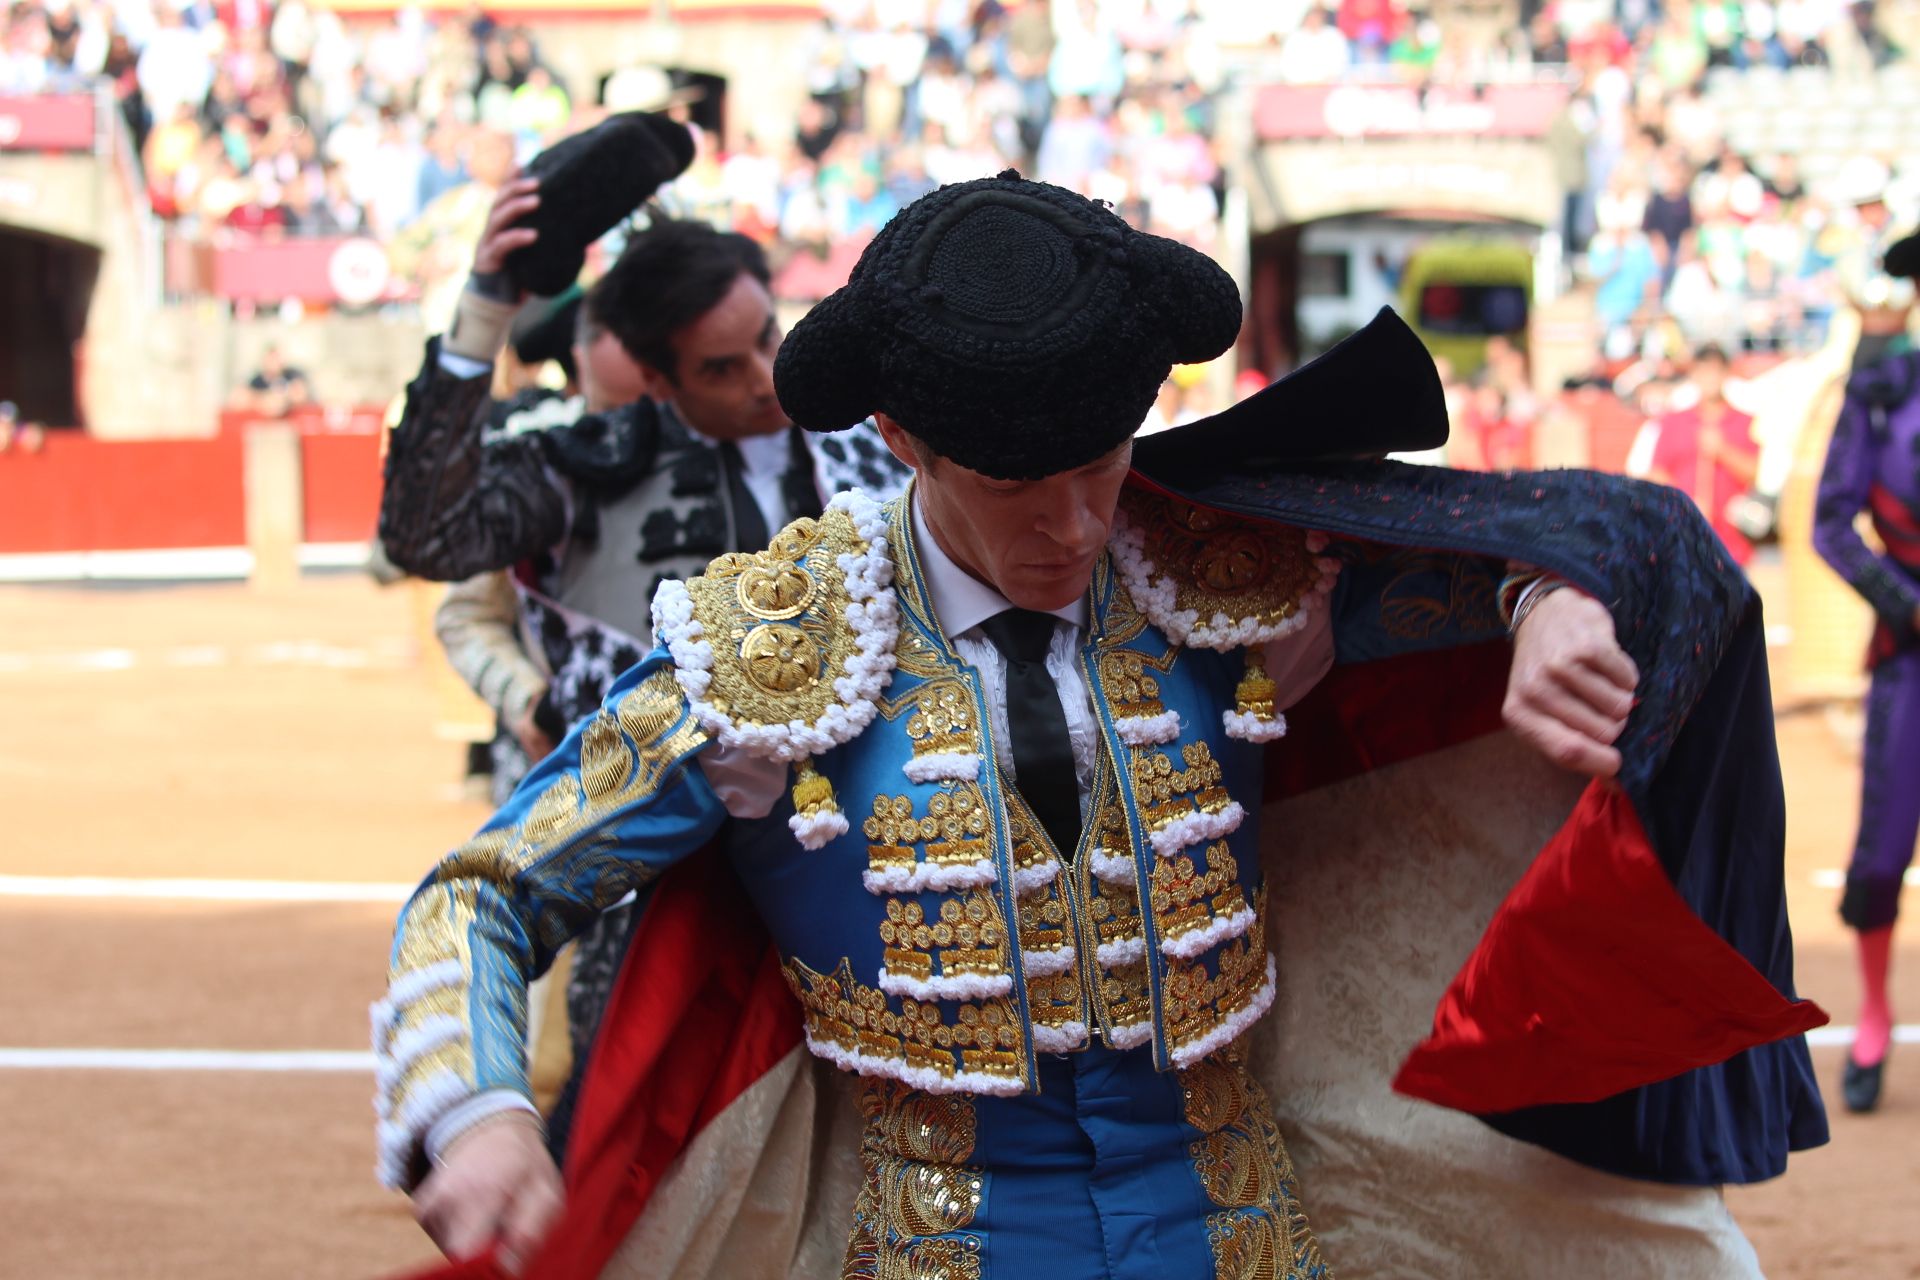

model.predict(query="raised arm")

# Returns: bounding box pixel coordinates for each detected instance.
[378,177,574,581]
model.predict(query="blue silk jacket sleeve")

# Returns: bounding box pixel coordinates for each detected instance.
[1813,395,1920,630]
[1325,542,1507,665]
[371,653,723,1185]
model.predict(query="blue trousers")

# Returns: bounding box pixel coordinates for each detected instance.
[843,1042,1328,1280]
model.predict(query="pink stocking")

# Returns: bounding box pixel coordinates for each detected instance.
[1855,925,1896,1067]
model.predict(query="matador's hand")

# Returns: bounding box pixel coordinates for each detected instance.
[412,1110,563,1275]
[1504,587,1639,779]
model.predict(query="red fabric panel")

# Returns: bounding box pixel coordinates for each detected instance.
[1393,780,1829,1112]
[1266,639,1512,800]
[391,852,802,1280]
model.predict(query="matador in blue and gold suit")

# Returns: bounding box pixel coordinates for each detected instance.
[373,177,1824,1280]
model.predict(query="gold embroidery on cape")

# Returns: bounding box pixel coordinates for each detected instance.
[686,511,866,721]
[843,1081,985,1280]
[1182,1044,1331,1279]
[1095,553,1149,646]
[1119,488,1323,636]
[784,957,1026,1081]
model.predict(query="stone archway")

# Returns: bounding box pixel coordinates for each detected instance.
[0,223,100,427]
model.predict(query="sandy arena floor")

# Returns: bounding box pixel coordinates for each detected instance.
[0,576,1914,1279]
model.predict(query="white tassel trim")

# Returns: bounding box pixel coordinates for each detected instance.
[861,859,998,895]
[1032,1022,1090,1053]
[1114,709,1181,746]
[876,968,1015,1002]
[373,1067,471,1188]
[1019,945,1077,977]
[1159,903,1256,960]
[789,808,851,849]
[1012,858,1062,896]
[1222,709,1288,742]
[1147,801,1246,859]
[902,751,982,783]
[1095,936,1148,968]
[652,490,899,763]
[1089,848,1136,884]
[374,1015,468,1093]
[384,958,464,1009]
[1108,1020,1154,1050]
[1168,954,1278,1069]
[802,1028,1027,1096]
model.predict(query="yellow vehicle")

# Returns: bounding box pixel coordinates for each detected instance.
[1398,236,1534,379]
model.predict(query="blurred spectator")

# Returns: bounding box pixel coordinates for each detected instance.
[1637,344,1762,562]
[1277,5,1353,82]
[236,344,313,417]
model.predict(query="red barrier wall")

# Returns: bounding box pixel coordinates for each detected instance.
[0,431,245,553]
[0,414,386,554]
[300,431,383,544]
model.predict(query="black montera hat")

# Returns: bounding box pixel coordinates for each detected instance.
[505,112,695,297]
[511,286,584,383]
[773,170,1242,480]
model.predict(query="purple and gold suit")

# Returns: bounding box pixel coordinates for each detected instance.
[1815,351,1920,929]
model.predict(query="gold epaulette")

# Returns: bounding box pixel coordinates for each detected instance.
[1109,488,1342,743]
[649,490,899,847]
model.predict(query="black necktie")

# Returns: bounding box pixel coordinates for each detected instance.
[979,608,1082,859]
[719,440,770,550]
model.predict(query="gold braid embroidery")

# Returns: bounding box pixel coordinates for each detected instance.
[783,957,1026,1080]
[1182,1044,1332,1280]
[384,667,705,1117]
[843,1080,985,1280]
[1118,489,1324,637]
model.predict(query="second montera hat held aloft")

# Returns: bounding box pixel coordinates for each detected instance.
[773,170,1243,481]
[504,112,696,298]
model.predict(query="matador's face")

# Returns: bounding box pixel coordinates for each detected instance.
[877,416,1133,613]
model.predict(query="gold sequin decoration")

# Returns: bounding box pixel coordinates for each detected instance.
[686,509,865,726]
[1164,890,1271,1050]
[1102,649,1172,720]
[843,1080,985,1280]
[903,680,980,759]
[783,957,1026,1082]
[1080,760,1151,1034]
[1182,1044,1331,1279]
[1118,488,1323,637]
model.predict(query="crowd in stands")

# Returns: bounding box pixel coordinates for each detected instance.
[5,0,1916,515]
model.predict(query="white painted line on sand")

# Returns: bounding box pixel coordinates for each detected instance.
[0,876,414,903]
[0,542,369,583]
[1805,1025,1920,1049]
[1810,869,1920,889]
[0,1048,375,1072]
[0,638,410,675]
[2,1032,1907,1074]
